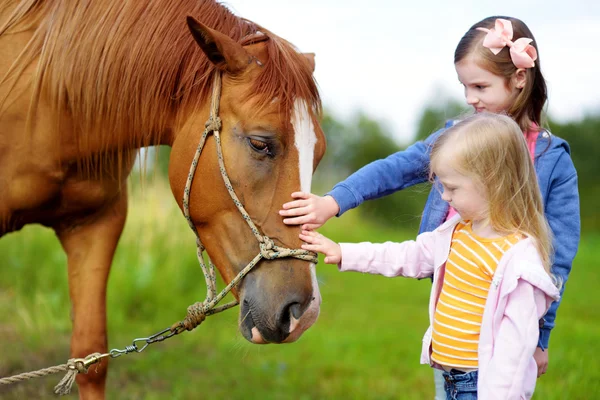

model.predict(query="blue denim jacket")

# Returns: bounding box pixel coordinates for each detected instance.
[327,125,580,349]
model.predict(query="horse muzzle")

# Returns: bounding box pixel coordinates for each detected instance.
[238,262,321,344]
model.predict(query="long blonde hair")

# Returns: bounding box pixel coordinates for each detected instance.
[430,113,553,273]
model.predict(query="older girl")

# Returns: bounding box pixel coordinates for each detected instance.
[280,17,579,390]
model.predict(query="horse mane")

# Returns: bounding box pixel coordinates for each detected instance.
[0,0,321,165]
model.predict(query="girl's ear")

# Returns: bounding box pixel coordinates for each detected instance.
[513,68,528,89]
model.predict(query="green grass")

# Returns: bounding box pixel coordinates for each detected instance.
[1,178,599,399]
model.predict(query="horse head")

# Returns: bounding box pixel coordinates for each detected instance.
[169,18,325,344]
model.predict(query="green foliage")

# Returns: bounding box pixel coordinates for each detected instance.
[548,114,600,232]
[315,111,402,186]
[155,145,171,177]
[346,114,400,172]
[414,99,467,142]
[311,112,353,191]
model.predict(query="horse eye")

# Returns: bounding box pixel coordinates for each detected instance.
[248,138,270,154]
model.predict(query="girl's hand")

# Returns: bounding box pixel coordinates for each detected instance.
[299,230,342,264]
[533,347,549,377]
[280,192,340,230]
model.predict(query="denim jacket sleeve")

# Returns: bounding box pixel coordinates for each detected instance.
[536,136,581,349]
[326,129,445,216]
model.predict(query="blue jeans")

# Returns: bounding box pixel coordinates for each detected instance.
[442,369,478,400]
[434,368,446,400]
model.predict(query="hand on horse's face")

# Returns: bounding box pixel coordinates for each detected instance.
[299,229,341,265]
[280,192,340,230]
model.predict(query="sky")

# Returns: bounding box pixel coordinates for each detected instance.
[223,0,600,144]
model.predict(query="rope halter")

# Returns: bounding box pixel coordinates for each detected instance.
[174,72,318,333]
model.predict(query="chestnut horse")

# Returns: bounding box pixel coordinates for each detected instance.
[0,0,325,398]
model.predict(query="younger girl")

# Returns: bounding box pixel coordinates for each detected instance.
[300,113,560,399]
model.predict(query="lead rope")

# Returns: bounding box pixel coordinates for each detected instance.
[0,72,317,395]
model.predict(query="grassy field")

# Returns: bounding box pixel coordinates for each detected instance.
[1,178,599,399]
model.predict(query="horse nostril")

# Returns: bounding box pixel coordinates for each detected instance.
[280,301,305,332]
[289,302,303,319]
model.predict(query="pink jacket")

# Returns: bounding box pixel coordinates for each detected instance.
[339,215,560,399]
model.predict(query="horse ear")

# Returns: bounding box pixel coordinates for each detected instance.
[186,16,252,73]
[303,53,316,73]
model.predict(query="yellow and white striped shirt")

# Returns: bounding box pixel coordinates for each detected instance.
[431,221,521,370]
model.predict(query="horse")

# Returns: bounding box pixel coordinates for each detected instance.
[0,0,325,398]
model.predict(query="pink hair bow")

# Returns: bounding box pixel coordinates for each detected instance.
[476,19,538,69]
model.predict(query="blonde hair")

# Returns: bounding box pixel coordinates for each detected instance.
[430,113,553,273]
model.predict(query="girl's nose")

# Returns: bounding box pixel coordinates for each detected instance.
[466,94,478,105]
[464,88,478,105]
[441,191,451,202]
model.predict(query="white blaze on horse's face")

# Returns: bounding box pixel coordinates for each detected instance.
[248,99,321,344]
[292,99,317,193]
[285,98,321,343]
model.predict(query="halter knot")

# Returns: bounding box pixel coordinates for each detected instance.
[181,302,207,331]
[205,116,222,132]
[259,236,280,259]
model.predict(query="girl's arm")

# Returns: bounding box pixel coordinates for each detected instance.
[540,150,580,349]
[339,239,436,279]
[280,129,445,228]
[300,229,437,278]
[327,129,443,216]
[302,229,438,279]
[479,281,547,398]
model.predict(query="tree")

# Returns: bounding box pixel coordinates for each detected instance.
[414,99,467,142]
